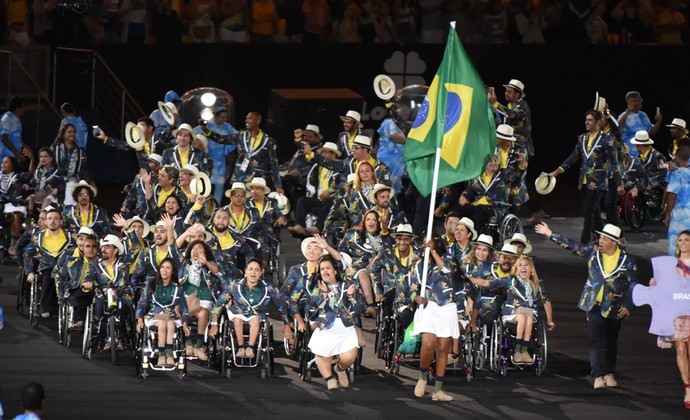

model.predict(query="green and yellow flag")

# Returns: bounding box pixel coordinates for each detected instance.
[403,29,495,197]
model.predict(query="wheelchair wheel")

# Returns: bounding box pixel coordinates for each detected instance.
[29,279,40,329]
[499,214,523,246]
[461,328,474,382]
[474,324,487,371]
[535,320,548,377]
[65,306,75,348]
[277,256,287,287]
[220,319,231,379]
[374,305,384,357]
[489,319,503,373]
[622,193,645,231]
[82,306,93,358]
[16,269,26,314]
[58,304,66,344]
[109,316,118,365]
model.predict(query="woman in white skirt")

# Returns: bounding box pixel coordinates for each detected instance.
[0,156,26,255]
[308,254,364,390]
[411,246,461,402]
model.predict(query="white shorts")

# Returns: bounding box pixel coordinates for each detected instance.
[308,319,359,357]
[199,300,213,311]
[144,317,182,328]
[227,313,258,322]
[413,301,460,338]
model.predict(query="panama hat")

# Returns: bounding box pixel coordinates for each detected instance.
[147,153,163,166]
[321,142,341,157]
[304,124,323,140]
[471,233,494,249]
[76,227,95,238]
[246,177,271,194]
[300,237,327,259]
[172,123,194,138]
[353,135,372,149]
[180,164,199,176]
[268,191,290,215]
[71,180,97,197]
[190,172,212,198]
[193,133,208,153]
[126,215,150,237]
[340,110,363,128]
[666,118,687,131]
[451,217,477,240]
[496,243,519,256]
[339,252,356,276]
[225,182,250,198]
[125,121,145,150]
[596,224,623,244]
[390,223,417,238]
[630,131,654,145]
[346,173,356,186]
[503,79,525,95]
[153,220,168,232]
[535,172,556,195]
[373,74,396,101]
[100,234,124,254]
[368,183,394,203]
[508,233,532,254]
[158,101,177,125]
[496,124,516,141]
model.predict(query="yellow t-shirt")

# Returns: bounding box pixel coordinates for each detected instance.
[499,148,509,169]
[249,131,265,153]
[597,247,621,303]
[43,230,67,255]
[318,167,331,197]
[230,209,249,231]
[395,247,409,267]
[103,262,115,280]
[78,204,94,227]
[157,187,175,208]
[255,201,265,217]
[155,247,167,266]
[215,229,236,250]
[473,171,492,206]
[179,149,189,168]
[639,148,650,161]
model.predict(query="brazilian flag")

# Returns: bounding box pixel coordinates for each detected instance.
[403,29,495,197]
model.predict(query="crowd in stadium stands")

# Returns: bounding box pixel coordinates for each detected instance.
[0,0,687,46]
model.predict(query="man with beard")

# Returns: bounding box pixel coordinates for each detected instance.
[162,123,210,174]
[354,182,407,232]
[470,244,518,332]
[26,207,72,318]
[201,112,284,193]
[131,220,178,287]
[56,234,99,329]
[205,207,257,278]
[63,181,111,239]
[337,110,363,157]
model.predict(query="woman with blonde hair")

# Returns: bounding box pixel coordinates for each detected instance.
[469,253,555,363]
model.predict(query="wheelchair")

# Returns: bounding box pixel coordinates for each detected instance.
[134,319,188,379]
[82,287,136,365]
[215,310,275,379]
[15,267,29,315]
[58,301,75,347]
[618,187,665,231]
[488,315,548,377]
[484,202,523,248]
[28,274,42,329]
[376,302,420,376]
[446,316,477,382]
[266,235,287,287]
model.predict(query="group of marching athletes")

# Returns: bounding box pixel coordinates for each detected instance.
[10,83,690,407]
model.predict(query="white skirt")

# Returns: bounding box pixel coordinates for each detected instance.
[3,203,26,215]
[308,319,359,357]
[413,301,460,338]
[227,313,258,322]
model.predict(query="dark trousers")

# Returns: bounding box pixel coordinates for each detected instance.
[67,288,95,322]
[457,205,493,235]
[294,196,333,230]
[580,189,605,243]
[602,183,620,226]
[586,306,621,378]
[40,271,57,315]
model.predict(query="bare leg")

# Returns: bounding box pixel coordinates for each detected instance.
[675,340,690,402]
[316,355,334,379]
[515,314,526,340]
[157,321,167,348]
[357,271,375,305]
[248,316,260,346]
[523,316,534,342]
[197,308,209,337]
[165,320,175,345]
[11,212,22,236]
[435,337,452,378]
[233,318,245,347]
[337,347,358,369]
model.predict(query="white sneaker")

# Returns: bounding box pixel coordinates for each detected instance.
[41,312,51,318]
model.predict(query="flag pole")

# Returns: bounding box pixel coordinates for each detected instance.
[420,146,442,294]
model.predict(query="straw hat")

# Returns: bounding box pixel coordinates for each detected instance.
[340,110,363,128]
[100,234,124,254]
[508,233,532,254]
[535,172,556,195]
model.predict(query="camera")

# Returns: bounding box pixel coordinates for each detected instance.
[92,125,101,136]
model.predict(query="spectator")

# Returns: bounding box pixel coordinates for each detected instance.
[302,0,330,42]
[283,0,305,42]
[561,0,590,43]
[515,1,547,43]
[14,382,45,420]
[542,0,564,42]
[32,0,57,45]
[7,20,29,46]
[374,0,400,43]
[218,0,249,42]
[152,0,183,44]
[419,0,445,43]
[446,0,481,43]
[394,0,417,44]
[657,0,687,45]
[332,0,361,42]
[59,102,89,150]
[481,0,508,44]
[119,0,148,43]
[188,0,217,42]
[250,0,278,42]
[585,0,608,43]
[611,0,654,43]
[358,0,376,42]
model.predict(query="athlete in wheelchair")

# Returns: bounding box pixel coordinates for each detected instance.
[135,258,189,376]
[210,259,284,378]
[469,254,555,376]
[457,154,524,246]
